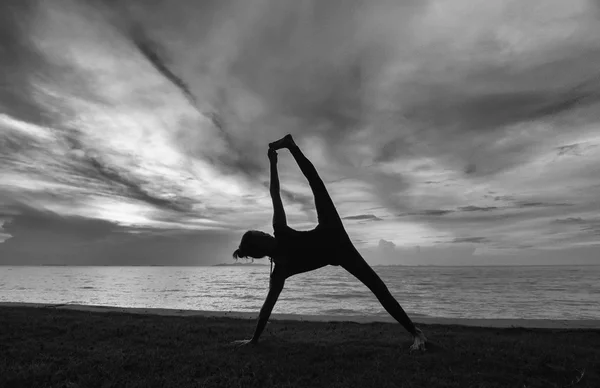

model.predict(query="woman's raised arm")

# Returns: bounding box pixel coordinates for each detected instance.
[268,149,287,228]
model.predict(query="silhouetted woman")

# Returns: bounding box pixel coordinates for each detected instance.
[232,134,427,351]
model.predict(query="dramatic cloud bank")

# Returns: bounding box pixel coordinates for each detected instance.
[1,0,599,265]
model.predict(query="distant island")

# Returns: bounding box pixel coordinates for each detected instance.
[213,262,269,267]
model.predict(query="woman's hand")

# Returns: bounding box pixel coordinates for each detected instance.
[231,338,257,348]
[268,148,277,163]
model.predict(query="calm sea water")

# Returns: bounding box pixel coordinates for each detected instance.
[1,265,598,320]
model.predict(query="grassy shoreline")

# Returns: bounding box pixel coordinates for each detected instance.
[2,306,598,387]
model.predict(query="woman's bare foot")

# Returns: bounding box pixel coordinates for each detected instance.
[410,328,427,352]
[269,134,296,150]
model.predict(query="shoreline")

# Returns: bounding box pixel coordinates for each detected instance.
[2,302,598,329]
[2,264,600,267]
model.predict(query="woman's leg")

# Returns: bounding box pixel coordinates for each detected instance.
[341,247,427,350]
[270,135,342,227]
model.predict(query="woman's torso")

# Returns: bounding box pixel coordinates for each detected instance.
[273,224,352,276]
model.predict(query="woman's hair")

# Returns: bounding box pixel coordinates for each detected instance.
[232,230,272,260]
[232,248,245,260]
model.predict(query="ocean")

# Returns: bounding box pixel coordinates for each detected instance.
[1,265,598,320]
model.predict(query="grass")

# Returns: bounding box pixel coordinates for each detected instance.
[1,306,598,388]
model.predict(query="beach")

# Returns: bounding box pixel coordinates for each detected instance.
[2,303,599,388]
[2,302,600,329]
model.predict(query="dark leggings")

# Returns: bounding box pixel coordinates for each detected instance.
[289,145,418,336]
[342,247,418,335]
[289,146,342,227]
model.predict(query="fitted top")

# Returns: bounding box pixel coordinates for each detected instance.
[273,223,348,272]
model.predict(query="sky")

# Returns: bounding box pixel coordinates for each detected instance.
[1,0,600,266]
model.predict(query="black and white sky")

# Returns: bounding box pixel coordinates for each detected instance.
[1,0,600,265]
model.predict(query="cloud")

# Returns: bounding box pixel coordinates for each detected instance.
[452,237,488,244]
[552,217,600,236]
[277,187,316,222]
[376,239,396,257]
[343,214,383,221]
[0,218,10,243]
[0,204,240,265]
[379,238,396,248]
[397,210,454,217]
[458,206,498,212]
[516,202,572,209]
[1,0,600,264]
[1,205,119,242]
[553,217,586,224]
[78,153,194,213]
[0,1,49,124]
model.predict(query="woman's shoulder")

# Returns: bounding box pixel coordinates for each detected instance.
[273,223,294,235]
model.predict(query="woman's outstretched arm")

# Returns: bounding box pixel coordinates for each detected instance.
[269,149,287,227]
[251,269,285,342]
[232,267,285,346]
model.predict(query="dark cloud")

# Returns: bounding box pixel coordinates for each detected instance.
[552,217,600,236]
[556,144,581,156]
[0,1,49,124]
[122,19,263,178]
[82,154,193,213]
[582,224,600,236]
[225,2,370,130]
[493,196,516,202]
[552,217,585,224]
[1,206,121,241]
[0,205,239,265]
[395,200,577,229]
[0,1,111,127]
[452,237,488,244]
[128,25,198,108]
[399,200,579,226]
[409,82,600,134]
[458,206,498,212]
[342,214,383,221]
[516,202,572,209]
[0,206,125,265]
[399,209,454,217]
[373,51,600,177]
[555,142,599,157]
[374,137,418,164]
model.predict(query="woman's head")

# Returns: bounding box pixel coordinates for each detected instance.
[233,230,276,259]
